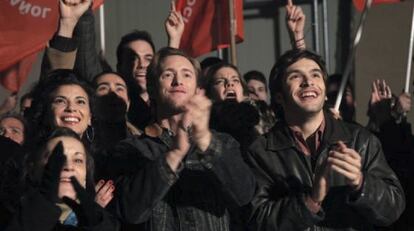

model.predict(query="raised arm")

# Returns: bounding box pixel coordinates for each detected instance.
[165,1,185,49]
[40,0,92,75]
[286,0,306,50]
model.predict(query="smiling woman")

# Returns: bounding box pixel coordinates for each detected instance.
[25,69,94,146]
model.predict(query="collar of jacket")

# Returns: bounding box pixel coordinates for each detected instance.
[144,122,175,148]
[266,110,353,151]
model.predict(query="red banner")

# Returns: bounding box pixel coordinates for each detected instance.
[0,0,104,92]
[176,0,244,58]
[353,0,401,12]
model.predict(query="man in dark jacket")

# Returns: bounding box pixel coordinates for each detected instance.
[245,49,405,230]
[109,47,255,231]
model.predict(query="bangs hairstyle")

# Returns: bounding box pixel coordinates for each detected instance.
[27,127,95,188]
[203,62,248,100]
[268,49,327,103]
[146,47,202,102]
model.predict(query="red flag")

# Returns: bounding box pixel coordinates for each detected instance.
[353,0,401,12]
[0,0,104,92]
[176,0,244,58]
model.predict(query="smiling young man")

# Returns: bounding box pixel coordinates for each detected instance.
[109,47,255,231]
[245,49,405,230]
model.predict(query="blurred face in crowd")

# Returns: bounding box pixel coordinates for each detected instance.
[51,85,91,136]
[157,55,198,113]
[95,73,130,110]
[45,136,87,200]
[277,58,326,116]
[327,83,355,107]
[211,67,244,102]
[0,117,24,145]
[20,98,32,114]
[128,40,154,92]
[247,79,268,102]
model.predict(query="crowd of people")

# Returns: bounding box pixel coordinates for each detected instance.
[0,0,413,230]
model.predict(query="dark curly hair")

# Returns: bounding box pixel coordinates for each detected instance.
[269,49,327,104]
[268,49,327,119]
[24,69,95,145]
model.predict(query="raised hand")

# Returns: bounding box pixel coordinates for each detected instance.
[40,141,66,203]
[165,1,185,48]
[286,0,306,49]
[369,79,392,106]
[58,0,92,37]
[166,116,191,172]
[62,176,100,226]
[183,89,212,152]
[327,141,363,190]
[94,180,115,208]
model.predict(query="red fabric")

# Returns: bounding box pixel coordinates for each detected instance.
[0,53,38,93]
[176,0,244,58]
[0,0,104,92]
[353,0,401,12]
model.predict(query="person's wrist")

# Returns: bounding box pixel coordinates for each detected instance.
[58,18,77,38]
[166,150,186,172]
[304,195,322,213]
[193,130,212,152]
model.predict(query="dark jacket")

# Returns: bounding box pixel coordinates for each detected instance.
[110,127,256,231]
[245,112,405,231]
[369,118,414,230]
[4,188,119,231]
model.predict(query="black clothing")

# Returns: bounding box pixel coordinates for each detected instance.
[245,112,405,230]
[110,129,255,231]
[4,188,119,231]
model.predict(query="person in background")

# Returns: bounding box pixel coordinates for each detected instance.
[244,70,269,103]
[366,79,413,230]
[20,92,33,116]
[325,74,356,123]
[246,49,405,230]
[0,113,27,145]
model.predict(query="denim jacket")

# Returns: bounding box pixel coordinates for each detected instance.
[110,125,256,231]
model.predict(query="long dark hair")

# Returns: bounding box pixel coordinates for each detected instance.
[25,69,95,146]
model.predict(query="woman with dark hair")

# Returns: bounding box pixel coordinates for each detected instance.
[4,127,118,231]
[204,63,275,150]
[25,69,95,145]
[204,62,247,103]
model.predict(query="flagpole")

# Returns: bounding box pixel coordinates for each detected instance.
[312,0,320,53]
[334,0,372,111]
[405,4,414,93]
[99,4,106,55]
[228,0,237,66]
